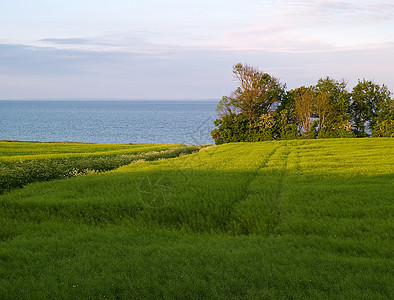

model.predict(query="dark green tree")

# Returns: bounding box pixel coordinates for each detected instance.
[373,96,393,137]
[350,79,392,136]
[219,63,285,121]
[212,64,392,144]
[212,64,285,144]
[314,77,353,137]
[274,91,299,140]
[289,86,314,138]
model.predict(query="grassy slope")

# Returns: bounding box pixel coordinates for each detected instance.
[0,138,393,299]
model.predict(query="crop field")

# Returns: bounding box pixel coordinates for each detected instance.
[0,141,185,162]
[0,138,393,299]
[0,141,199,194]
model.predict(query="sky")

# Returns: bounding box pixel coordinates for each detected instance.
[1,0,393,100]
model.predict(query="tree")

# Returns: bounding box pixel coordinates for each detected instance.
[314,91,330,135]
[350,79,392,136]
[211,64,392,144]
[314,77,352,137]
[211,114,251,144]
[211,63,285,144]
[289,86,314,138]
[274,91,299,140]
[224,63,285,121]
[373,95,393,137]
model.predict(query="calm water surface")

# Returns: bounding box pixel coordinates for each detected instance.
[0,100,218,144]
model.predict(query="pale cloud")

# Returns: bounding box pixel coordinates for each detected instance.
[259,0,394,20]
[313,0,394,20]
[1,0,393,99]
[1,42,394,100]
[39,38,97,45]
[7,1,394,53]
[36,33,176,57]
[210,24,336,52]
[211,0,394,51]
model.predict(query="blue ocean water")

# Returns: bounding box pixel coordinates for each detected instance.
[0,100,218,144]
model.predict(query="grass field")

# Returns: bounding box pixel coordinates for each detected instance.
[0,142,184,162]
[0,138,393,299]
[0,141,199,194]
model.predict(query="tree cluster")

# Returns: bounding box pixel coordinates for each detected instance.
[211,63,393,144]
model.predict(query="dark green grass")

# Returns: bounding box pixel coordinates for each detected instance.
[0,138,393,299]
[1,226,391,299]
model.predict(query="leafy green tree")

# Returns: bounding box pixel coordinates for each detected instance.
[212,64,392,144]
[212,64,285,144]
[220,63,285,121]
[314,91,330,135]
[373,96,393,137]
[211,115,250,144]
[273,108,299,140]
[255,113,277,140]
[314,77,353,137]
[350,79,392,136]
[289,86,314,138]
[274,91,299,140]
[211,113,275,144]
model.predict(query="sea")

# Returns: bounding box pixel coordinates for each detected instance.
[0,100,218,145]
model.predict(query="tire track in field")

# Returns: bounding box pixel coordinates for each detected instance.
[225,144,282,235]
[244,143,283,193]
[249,145,282,181]
[268,143,292,235]
[228,142,293,236]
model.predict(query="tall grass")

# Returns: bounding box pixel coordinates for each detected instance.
[0,138,393,299]
[0,141,181,162]
[0,142,199,194]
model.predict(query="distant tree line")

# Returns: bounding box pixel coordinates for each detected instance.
[211,63,393,144]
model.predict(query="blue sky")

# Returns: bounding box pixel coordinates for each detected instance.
[1,0,393,99]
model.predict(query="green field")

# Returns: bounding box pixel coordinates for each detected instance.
[0,141,189,162]
[1,139,393,299]
[0,141,199,194]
